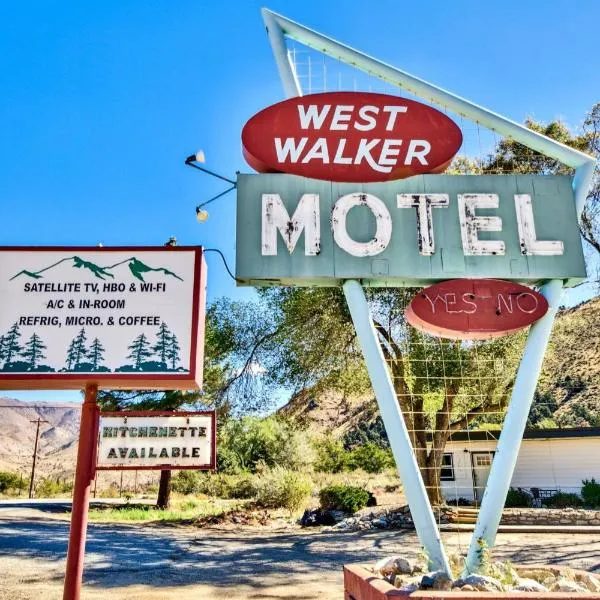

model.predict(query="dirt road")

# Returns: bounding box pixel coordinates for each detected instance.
[1,506,599,599]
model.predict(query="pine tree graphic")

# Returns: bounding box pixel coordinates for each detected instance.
[3,323,23,365]
[21,333,47,370]
[0,335,6,365]
[89,338,105,370]
[152,322,172,367]
[166,333,181,370]
[127,333,152,369]
[66,328,88,370]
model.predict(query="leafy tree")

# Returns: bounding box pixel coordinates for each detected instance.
[88,338,105,370]
[127,333,152,369]
[66,328,88,370]
[153,322,172,367]
[21,333,47,369]
[479,104,600,260]
[3,323,22,365]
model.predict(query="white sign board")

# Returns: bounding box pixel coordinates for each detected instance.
[0,247,206,389]
[97,412,216,470]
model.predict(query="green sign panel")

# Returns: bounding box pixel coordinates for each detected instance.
[236,174,586,287]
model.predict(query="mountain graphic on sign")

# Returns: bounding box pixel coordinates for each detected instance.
[10,256,183,283]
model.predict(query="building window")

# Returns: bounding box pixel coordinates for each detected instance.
[440,453,455,481]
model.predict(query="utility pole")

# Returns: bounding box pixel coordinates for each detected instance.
[29,417,49,499]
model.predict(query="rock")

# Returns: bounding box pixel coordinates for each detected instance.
[372,518,389,529]
[398,582,419,592]
[300,509,337,527]
[578,573,600,592]
[374,556,415,577]
[454,574,504,592]
[550,578,589,593]
[460,584,476,591]
[514,578,548,592]
[420,571,452,591]
[518,568,555,581]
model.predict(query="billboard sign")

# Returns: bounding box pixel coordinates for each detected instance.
[236,174,585,287]
[242,92,463,182]
[0,247,206,389]
[405,279,549,339]
[96,411,216,470]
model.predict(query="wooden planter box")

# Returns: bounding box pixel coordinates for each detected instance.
[344,564,600,599]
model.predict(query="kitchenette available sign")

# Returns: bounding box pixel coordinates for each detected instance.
[96,411,216,470]
[0,247,206,389]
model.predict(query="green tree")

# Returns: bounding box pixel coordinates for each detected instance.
[153,322,172,367]
[127,333,151,369]
[88,338,105,370]
[21,333,47,369]
[66,328,88,370]
[166,333,180,370]
[3,323,23,365]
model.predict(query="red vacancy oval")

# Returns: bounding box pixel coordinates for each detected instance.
[405,279,549,340]
[241,92,462,183]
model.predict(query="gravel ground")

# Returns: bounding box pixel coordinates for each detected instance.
[1,507,599,599]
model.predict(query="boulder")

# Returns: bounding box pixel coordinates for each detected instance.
[578,572,600,592]
[514,578,548,592]
[374,556,415,577]
[420,571,453,591]
[550,578,589,593]
[454,574,504,592]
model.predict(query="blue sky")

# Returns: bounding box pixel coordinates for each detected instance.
[1,0,598,402]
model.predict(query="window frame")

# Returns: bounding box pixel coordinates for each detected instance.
[440,452,455,481]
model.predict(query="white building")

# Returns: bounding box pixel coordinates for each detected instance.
[440,428,600,502]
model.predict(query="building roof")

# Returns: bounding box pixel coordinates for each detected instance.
[448,427,600,443]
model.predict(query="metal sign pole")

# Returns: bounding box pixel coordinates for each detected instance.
[462,279,563,575]
[343,280,452,576]
[63,383,99,600]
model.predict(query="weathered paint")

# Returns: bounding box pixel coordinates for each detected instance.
[405,279,549,340]
[236,173,586,287]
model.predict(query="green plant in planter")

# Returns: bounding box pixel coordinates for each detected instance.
[582,478,600,508]
[504,488,533,508]
[542,491,583,508]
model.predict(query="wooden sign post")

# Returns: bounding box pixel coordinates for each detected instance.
[0,246,207,600]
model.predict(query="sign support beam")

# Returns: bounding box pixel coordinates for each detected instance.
[343,280,451,576]
[63,383,99,600]
[462,278,564,576]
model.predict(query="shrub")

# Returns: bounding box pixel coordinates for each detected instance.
[347,443,394,473]
[319,485,370,514]
[35,477,73,498]
[582,478,600,508]
[504,488,533,508]
[0,471,26,494]
[254,467,312,513]
[313,438,349,473]
[542,492,583,508]
[173,471,256,499]
[172,471,200,495]
[217,416,312,474]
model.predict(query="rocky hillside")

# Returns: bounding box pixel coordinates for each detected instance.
[0,397,80,478]
[281,297,600,436]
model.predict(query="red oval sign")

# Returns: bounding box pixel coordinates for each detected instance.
[405,279,549,340]
[242,92,462,183]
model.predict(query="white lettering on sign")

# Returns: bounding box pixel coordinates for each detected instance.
[269,104,432,174]
[260,193,566,259]
[515,194,564,255]
[261,194,320,256]
[397,194,449,255]
[424,291,539,315]
[331,193,392,257]
[458,194,505,256]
